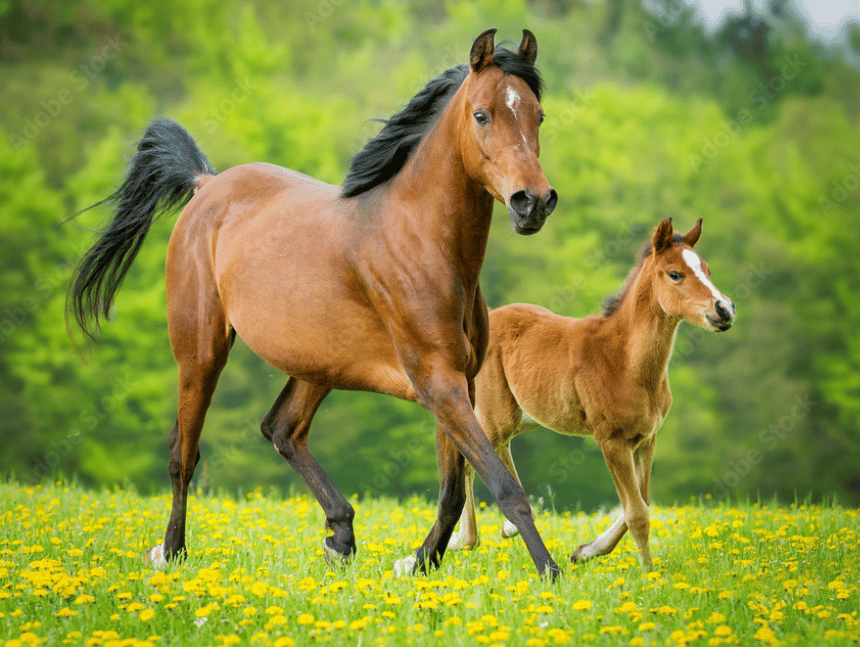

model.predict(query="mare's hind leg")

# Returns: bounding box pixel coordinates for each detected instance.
[145,329,232,568]
[402,423,466,573]
[261,378,356,562]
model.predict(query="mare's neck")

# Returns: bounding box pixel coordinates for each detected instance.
[608,268,681,388]
[387,97,495,284]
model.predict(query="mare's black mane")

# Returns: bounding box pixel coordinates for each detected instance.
[341,47,543,198]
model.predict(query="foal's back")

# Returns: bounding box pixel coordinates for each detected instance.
[475,303,666,447]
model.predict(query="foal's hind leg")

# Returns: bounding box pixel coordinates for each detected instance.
[145,328,232,568]
[261,378,356,562]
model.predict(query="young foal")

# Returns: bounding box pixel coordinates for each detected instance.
[448,219,735,569]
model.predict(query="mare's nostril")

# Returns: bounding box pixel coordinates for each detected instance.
[715,301,732,322]
[544,188,558,215]
[509,190,536,217]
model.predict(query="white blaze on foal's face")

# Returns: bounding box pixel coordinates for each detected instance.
[681,248,726,303]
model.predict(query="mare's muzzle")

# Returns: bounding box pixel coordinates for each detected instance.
[508,188,558,235]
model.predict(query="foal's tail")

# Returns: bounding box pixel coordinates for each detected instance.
[68,118,215,340]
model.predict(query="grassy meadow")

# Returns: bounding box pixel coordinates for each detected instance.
[0,481,857,646]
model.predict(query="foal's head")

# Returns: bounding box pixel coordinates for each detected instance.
[647,218,735,331]
[458,29,558,235]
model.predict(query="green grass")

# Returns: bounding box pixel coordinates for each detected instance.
[0,480,857,646]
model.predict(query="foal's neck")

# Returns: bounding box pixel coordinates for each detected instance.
[610,270,681,387]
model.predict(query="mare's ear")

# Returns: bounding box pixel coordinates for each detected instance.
[470,28,497,73]
[652,218,675,254]
[518,29,538,65]
[682,218,702,247]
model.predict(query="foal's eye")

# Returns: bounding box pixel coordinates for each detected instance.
[473,110,489,126]
[668,270,683,281]
[538,113,545,126]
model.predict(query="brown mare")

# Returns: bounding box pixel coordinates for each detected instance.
[68,30,562,577]
[447,219,735,570]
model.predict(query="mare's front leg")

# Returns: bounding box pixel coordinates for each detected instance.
[261,378,356,562]
[410,366,559,578]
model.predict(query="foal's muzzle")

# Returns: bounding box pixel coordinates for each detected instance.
[707,299,736,332]
[509,188,558,235]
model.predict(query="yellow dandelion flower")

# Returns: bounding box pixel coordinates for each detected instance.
[297,613,314,625]
[571,600,592,611]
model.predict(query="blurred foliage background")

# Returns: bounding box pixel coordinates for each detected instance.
[1,0,859,511]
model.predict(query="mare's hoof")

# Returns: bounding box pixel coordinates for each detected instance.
[393,555,417,577]
[323,540,353,566]
[543,562,564,582]
[501,520,520,539]
[144,544,169,571]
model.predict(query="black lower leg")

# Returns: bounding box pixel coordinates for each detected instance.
[415,428,467,572]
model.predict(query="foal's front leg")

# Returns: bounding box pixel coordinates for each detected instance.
[411,368,559,578]
[595,437,653,570]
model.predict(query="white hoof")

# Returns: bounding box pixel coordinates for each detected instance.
[144,544,168,570]
[393,555,417,577]
[501,520,520,539]
[448,532,465,551]
[324,541,352,565]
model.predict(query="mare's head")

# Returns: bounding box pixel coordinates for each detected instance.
[459,29,557,234]
[646,218,735,331]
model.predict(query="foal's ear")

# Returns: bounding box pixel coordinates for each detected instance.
[518,29,538,65]
[682,218,703,247]
[471,28,497,73]
[652,218,675,254]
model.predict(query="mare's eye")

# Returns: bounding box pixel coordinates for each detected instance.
[474,110,489,125]
[668,270,683,281]
[538,113,545,125]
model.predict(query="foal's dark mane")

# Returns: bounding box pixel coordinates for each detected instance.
[341,47,543,198]
[602,232,683,317]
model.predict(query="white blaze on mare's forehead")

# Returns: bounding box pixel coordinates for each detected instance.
[682,248,725,302]
[505,86,521,119]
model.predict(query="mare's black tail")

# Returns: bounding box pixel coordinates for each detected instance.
[68,118,215,340]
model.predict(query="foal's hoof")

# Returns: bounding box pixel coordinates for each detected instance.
[570,543,595,564]
[323,539,353,566]
[447,532,478,551]
[501,520,520,539]
[393,555,417,577]
[144,544,169,571]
